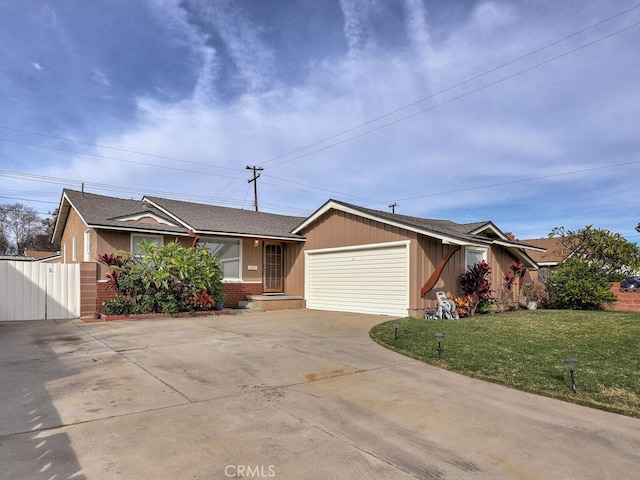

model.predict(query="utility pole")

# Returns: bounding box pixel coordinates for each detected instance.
[389,202,397,214]
[246,166,263,212]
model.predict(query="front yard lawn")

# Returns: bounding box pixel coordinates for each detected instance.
[370,310,640,418]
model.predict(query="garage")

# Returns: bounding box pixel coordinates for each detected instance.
[305,241,409,316]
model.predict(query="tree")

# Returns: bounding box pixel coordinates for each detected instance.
[0,203,42,254]
[550,225,640,282]
[0,203,58,254]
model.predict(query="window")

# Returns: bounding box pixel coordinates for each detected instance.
[131,234,164,257]
[465,247,486,270]
[199,237,241,280]
[83,230,91,262]
[72,236,77,261]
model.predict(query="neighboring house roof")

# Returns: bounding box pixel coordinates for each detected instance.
[25,250,60,261]
[53,189,306,244]
[293,199,544,268]
[518,237,573,266]
[145,196,306,241]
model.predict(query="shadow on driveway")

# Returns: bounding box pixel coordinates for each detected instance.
[0,319,87,480]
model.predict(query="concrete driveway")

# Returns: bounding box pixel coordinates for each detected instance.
[1,310,639,479]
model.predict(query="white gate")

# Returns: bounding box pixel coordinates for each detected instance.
[0,262,80,321]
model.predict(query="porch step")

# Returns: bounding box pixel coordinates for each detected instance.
[238,295,305,312]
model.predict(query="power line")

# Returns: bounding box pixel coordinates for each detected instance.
[0,169,312,215]
[0,124,239,172]
[0,4,638,216]
[0,137,242,180]
[1,4,637,186]
[264,19,640,169]
[258,4,640,169]
[392,159,640,203]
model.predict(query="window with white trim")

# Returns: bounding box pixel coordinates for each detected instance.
[465,247,487,270]
[199,237,241,280]
[83,230,91,262]
[131,234,164,257]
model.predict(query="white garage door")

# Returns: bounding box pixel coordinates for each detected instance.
[305,241,409,316]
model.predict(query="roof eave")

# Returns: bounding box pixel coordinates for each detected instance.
[194,230,305,242]
[52,190,91,244]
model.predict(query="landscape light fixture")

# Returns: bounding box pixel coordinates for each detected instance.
[434,332,445,356]
[563,358,578,393]
[393,320,400,341]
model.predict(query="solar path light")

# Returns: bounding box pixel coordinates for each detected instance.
[434,332,445,356]
[563,358,578,393]
[393,320,400,341]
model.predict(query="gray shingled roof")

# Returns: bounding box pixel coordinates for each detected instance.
[57,190,186,238]
[54,190,305,242]
[145,196,306,240]
[326,200,493,244]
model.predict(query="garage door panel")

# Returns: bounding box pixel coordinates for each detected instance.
[306,242,409,316]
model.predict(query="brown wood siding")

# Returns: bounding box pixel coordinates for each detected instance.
[242,239,263,283]
[288,209,523,317]
[288,210,417,299]
[488,245,520,303]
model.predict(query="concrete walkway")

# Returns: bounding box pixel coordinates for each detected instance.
[1,310,638,479]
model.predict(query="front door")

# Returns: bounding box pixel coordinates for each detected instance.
[263,242,284,293]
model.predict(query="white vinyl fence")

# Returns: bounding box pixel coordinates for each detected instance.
[0,261,80,321]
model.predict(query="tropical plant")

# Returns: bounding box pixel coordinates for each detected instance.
[99,240,226,315]
[97,252,125,289]
[459,260,494,316]
[499,261,526,311]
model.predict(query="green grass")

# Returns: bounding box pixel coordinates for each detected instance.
[370,310,640,418]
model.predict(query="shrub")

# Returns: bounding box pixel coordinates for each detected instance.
[459,260,495,316]
[99,240,226,315]
[545,258,618,310]
[453,296,474,317]
[103,294,133,316]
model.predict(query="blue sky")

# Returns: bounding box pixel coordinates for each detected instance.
[1,0,639,243]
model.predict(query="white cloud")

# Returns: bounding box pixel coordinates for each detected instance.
[3,1,639,241]
[31,62,43,71]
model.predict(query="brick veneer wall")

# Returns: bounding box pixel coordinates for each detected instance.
[610,283,640,312]
[97,281,118,314]
[80,262,98,318]
[222,282,262,307]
